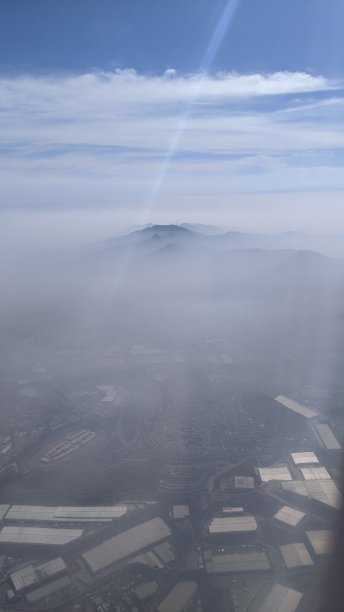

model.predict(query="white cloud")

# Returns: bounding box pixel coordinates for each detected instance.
[0,69,344,232]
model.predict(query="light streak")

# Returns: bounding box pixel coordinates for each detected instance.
[139,0,242,225]
[113,0,241,286]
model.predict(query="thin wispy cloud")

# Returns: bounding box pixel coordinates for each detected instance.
[0,70,343,230]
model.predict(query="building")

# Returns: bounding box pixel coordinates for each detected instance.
[132,541,175,569]
[255,583,303,612]
[133,580,158,601]
[274,506,305,527]
[154,541,175,564]
[221,507,244,515]
[157,581,198,612]
[275,396,318,419]
[82,517,171,573]
[25,576,72,604]
[279,543,313,569]
[234,476,255,489]
[280,480,341,510]
[171,505,190,520]
[306,530,333,555]
[4,504,128,523]
[291,452,319,465]
[0,526,83,546]
[208,516,257,535]
[205,551,270,574]
[258,467,293,483]
[300,467,331,481]
[314,424,341,450]
[0,505,10,521]
[10,557,67,593]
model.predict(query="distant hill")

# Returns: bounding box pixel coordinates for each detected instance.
[91,224,344,268]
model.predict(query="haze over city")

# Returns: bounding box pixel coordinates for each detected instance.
[0,2,343,611]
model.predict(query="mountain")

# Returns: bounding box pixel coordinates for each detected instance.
[96,223,344,258]
[7,223,344,356]
[180,223,229,235]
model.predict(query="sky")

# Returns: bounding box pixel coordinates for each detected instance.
[1,0,344,243]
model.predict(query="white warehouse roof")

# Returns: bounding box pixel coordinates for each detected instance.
[5,504,127,523]
[301,467,331,481]
[291,452,319,465]
[10,557,66,592]
[281,480,341,509]
[258,467,292,483]
[209,516,257,534]
[274,506,305,527]
[256,583,303,612]
[279,543,313,569]
[0,526,82,546]
[306,530,333,555]
[82,517,171,573]
[275,396,318,419]
[314,424,341,450]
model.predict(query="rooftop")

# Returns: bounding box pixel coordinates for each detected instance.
[258,467,293,483]
[157,581,198,612]
[256,583,303,612]
[291,452,319,465]
[0,526,83,546]
[5,504,127,523]
[281,479,341,509]
[314,424,341,450]
[25,575,71,604]
[208,516,257,534]
[279,543,313,568]
[0,505,10,521]
[234,476,255,489]
[274,506,305,527]
[306,530,333,555]
[171,505,190,520]
[275,395,318,419]
[205,551,270,574]
[10,557,66,592]
[82,517,171,573]
[300,467,331,481]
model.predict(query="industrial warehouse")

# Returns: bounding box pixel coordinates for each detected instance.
[291,452,319,465]
[0,405,340,611]
[3,504,128,523]
[205,551,270,574]
[273,506,306,527]
[274,396,319,419]
[208,515,257,535]
[279,543,314,569]
[257,466,293,483]
[82,517,172,573]
[156,581,199,612]
[0,526,83,546]
[255,583,303,612]
[280,479,341,509]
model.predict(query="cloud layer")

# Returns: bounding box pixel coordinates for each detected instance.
[0,69,344,234]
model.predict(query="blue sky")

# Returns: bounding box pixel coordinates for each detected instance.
[1,0,344,240]
[1,0,344,76]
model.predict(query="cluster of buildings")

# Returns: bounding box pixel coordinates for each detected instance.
[0,392,341,611]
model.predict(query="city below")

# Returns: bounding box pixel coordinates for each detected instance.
[0,341,342,612]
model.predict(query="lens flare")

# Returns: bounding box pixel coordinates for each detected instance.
[114,0,241,286]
